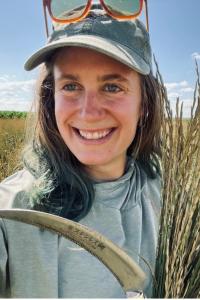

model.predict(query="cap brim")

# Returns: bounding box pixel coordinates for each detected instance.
[24,35,150,75]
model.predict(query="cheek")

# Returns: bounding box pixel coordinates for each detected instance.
[54,95,71,123]
[54,95,66,113]
[121,99,142,140]
[121,98,142,124]
[54,96,70,136]
[54,98,62,127]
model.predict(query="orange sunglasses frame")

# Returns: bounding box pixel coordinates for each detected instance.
[43,0,149,37]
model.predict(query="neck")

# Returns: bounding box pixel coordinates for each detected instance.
[85,156,127,182]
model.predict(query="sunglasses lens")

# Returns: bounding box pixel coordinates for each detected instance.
[103,0,142,17]
[50,0,87,21]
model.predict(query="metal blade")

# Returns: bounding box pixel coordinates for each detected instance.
[0,209,146,294]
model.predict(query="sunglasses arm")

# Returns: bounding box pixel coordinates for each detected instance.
[43,0,50,38]
[144,0,149,32]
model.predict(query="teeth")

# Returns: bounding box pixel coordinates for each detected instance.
[78,129,111,140]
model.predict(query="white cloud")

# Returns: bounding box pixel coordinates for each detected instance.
[191,52,200,60]
[164,82,178,91]
[180,81,188,87]
[180,99,195,118]
[167,98,194,118]
[0,77,7,82]
[164,80,195,118]
[168,92,180,98]
[0,98,31,112]
[0,79,35,92]
[0,75,36,111]
[180,87,194,93]
[165,80,189,91]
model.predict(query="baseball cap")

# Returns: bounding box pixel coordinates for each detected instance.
[24,11,152,75]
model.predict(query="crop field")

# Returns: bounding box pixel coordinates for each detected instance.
[0,116,26,181]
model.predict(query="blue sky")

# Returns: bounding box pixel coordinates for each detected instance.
[0,0,200,116]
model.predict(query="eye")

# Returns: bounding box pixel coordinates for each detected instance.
[63,83,81,91]
[103,83,122,93]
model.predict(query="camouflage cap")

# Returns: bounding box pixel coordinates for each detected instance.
[24,12,152,75]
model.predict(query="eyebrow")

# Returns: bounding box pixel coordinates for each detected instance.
[55,73,129,83]
[55,74,80,81]
[99,74,129,83]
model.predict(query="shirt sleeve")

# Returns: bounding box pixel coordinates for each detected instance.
[0,169,34,209]
[0,219,8,297]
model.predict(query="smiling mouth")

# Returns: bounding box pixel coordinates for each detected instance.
[73,128,115,140]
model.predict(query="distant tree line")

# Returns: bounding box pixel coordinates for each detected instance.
[0,111,27,119]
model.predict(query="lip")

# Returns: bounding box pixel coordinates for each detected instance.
[72,127,116,145]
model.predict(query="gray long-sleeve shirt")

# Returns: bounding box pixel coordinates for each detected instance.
[0,160,161,298]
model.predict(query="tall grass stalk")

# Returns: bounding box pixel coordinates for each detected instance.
[153,61,200,298]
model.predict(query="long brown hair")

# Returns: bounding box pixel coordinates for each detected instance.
[128,73,162,175]
[23,60,162,220]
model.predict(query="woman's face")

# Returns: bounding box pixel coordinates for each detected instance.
[53,47,142,180]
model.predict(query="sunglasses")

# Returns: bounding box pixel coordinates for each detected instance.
[43,0,149,37]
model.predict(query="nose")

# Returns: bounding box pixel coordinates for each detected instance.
[79,91,105,120]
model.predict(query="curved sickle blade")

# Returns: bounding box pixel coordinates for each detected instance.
[0,209,146,294]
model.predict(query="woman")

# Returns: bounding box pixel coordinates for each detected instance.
[0,10,161,298]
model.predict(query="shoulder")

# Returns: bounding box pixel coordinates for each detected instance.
[135,161,162,217]
[0,169,35,209]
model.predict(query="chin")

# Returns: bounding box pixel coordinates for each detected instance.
[74,154,110,167]
[77,158,106,166]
